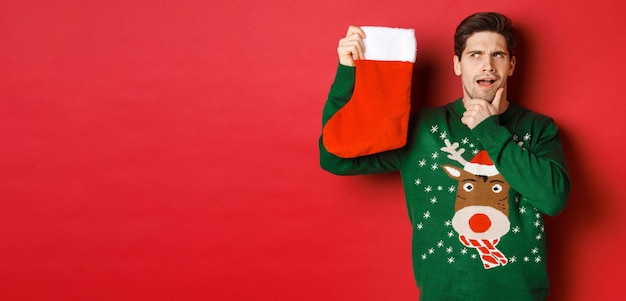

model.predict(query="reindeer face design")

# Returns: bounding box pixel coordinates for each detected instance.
[442,164,511,240]
[441,165,510,216]
[439,142,512,269]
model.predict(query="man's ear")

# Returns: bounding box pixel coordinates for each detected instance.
[453,55,461,76]
[508,55,516,76]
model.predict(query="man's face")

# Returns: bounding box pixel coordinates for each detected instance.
[453,31,516,103]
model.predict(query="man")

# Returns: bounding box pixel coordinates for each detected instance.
[319,12,570,300]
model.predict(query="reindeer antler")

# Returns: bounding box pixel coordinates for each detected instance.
[441,139,468,166]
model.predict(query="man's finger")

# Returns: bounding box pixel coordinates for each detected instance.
[492,87,504,111]
[346,25,366,39]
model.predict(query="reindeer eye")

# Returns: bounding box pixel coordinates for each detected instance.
[492,184,503,193]
[463,183,474,192]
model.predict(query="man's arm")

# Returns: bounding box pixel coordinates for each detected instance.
[474,115,570,216]
[461,88,570,215]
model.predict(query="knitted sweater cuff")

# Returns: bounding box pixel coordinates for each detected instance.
[471,115,510,148]
[331,62,356,96]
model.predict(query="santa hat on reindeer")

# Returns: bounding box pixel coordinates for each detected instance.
[464,150,499,177]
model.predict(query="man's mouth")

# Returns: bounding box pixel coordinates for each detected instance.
[477,78,497,87]
[476,79,496,86]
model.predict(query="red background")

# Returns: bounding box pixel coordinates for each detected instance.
[1,1,624,300]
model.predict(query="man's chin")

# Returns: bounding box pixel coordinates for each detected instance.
[471,92,496,103]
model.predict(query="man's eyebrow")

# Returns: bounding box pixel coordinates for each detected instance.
[466,49,509,56]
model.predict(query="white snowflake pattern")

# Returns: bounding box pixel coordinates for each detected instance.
[423,211,431,219]
[446,246,454,254]
[512,226,520,233]
[416,223,423,230]
[431,152,439,159]
[437,186,443,191]
[535,256,542,263]
[448,257,455,264]
[524,133,531,141]
[509,256,517,263]
[519,206,527,214]
[535,234,543,240]
[461,137,469,144]
[534,220,541,228]
[524,256,530,262]
[439,131,448,140]
[460,248,468,255]
[448,185,456,193]
[431,163,439,171]
[421,254,427,260]
[428,248,435,254]
[418,159,427,167]
[430,125,439,133]
[444,220,452,227]
[447,231,455,238]
[437,240,444,248]
[414,178,422,186]
[425,186,433,193]
[531,247,539,254]
[430,197,438,204]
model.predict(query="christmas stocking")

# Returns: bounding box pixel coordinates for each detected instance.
[323,26,417,158]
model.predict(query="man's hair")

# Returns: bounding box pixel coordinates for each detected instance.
[454,12,516,59]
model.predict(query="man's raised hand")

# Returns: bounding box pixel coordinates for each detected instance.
[461,88,505,129]
[337,26,366,67]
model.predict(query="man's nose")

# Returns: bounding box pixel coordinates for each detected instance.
[482,57,495,72]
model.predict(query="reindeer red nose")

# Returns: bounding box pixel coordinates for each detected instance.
[469,213,492,233]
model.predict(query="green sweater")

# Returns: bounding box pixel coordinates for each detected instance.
[319,64,570,300]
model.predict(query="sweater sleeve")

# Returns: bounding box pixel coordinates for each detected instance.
[319,63,403,175]
[471,115,570,216]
